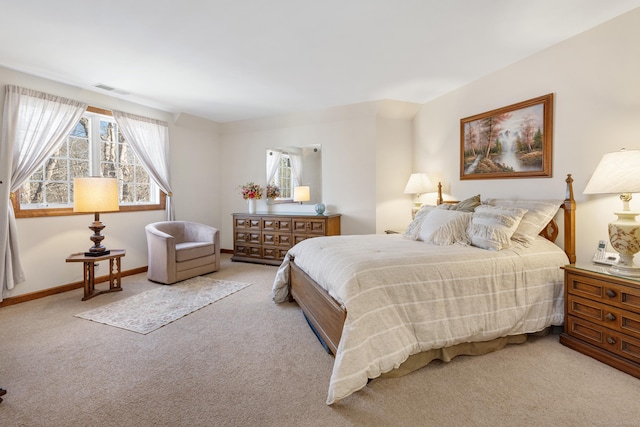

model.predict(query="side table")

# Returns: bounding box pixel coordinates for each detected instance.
[560,264,640,379]
[66,249,126,301]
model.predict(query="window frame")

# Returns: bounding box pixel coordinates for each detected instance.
[12,106,166,219]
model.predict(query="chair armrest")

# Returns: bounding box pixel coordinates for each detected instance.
[145,224,177,284]
[145,226,175,241]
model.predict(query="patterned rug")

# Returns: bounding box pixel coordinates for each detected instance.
[75,277,251,334]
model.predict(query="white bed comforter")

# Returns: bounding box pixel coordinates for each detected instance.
[272,234,567,404]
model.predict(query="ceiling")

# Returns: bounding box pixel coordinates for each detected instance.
[2,1,639,123]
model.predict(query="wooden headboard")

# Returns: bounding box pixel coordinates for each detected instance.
[435,174,576,264]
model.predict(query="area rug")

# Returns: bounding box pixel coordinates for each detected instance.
[75,277,251,334]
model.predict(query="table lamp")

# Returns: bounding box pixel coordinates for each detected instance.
[74,177,119,256]
[293,186,310,204]
[403,173,435,217]
[584,148,640,276]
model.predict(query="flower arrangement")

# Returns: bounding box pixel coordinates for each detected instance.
[240,182,263,200]
[266,184,280,200]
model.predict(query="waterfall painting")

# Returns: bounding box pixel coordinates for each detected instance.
[460,94,553,180]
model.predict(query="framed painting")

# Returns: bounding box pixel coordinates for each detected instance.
[460,93,554,180]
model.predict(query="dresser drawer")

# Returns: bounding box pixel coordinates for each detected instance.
[262,247,289,262]
[262,232,293,248]
[262,218,292,232]
[566,315,640,365]
[235,231,261,245]
[566,271,640,314]
[234,244,262,259]
[568,294,640,340]
[233,217,262,231]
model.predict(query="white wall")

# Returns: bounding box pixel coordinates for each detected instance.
[0,66,221,299]
[412,8,640,264]
[375,101,420,232]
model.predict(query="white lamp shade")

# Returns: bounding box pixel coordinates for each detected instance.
[584,149,640,194]
[73,177,119,213]
[403,173,434,195]
[293,186,310,202]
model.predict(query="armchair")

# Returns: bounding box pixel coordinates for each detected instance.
[145,221,220,285]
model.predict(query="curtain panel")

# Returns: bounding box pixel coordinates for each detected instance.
[0,85,87,297]
[112,110,174,220]
[266,149,283,185]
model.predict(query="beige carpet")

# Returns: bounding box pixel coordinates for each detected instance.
[0,253,639,427]
[75,277,251,334]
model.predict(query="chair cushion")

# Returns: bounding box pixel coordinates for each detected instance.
[175,242,215,262]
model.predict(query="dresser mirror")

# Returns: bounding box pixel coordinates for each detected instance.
[266,144,322,204]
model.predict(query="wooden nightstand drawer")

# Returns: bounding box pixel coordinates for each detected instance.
[566,271,640,313]
[568,294,640,339]
[566,316,640,365]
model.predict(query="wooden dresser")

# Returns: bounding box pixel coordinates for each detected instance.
[231,212,341,265]
[560,264,640,378]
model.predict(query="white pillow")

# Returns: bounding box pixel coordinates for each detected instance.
[467,205,528,251]
[483,198,563,246]
[418,209,472,245]
[404,205,437,240]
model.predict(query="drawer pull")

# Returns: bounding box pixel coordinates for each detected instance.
[606,337,616,345]
[605,289,617,298]
[605,313,616,321]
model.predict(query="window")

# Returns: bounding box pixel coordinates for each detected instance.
[270,154,293,200]
[13,107,164,218]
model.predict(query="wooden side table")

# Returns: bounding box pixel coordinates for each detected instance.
[560,264,640,378]
[66,250,126,301]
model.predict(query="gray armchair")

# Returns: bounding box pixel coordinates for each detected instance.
[145,221,220,285]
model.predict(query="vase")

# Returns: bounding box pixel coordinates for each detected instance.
[248,199,256,214]
[314,203,326,215]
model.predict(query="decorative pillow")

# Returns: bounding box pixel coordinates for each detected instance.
[404,205,437,240]
[450,194,482,212]
[483,198,563,246]
[467,205,528,251]
[418,209,472,245]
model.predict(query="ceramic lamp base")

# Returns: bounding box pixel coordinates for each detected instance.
[607,211,640,277]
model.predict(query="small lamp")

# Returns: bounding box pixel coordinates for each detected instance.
[584,148,640,276]
[293,186,310,205]
[74,177,119,257]
[403,173,435,217]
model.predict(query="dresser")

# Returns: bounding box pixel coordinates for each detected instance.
[231,212,341,265]
[560,264,640,378]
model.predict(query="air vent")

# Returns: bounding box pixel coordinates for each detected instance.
[92,84,130,96]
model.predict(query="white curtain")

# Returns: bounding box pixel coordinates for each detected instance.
[0,85,87,296]
[289,147,303,187]
[112,110,174,220]
[266,149,283,184]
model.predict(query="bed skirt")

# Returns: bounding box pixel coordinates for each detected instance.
[380,334,528,378]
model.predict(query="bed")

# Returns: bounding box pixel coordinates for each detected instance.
[272,174,576,404]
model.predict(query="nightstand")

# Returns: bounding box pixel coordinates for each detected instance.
[560,264,640,378]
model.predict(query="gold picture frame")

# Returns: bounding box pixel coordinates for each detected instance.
[460,93,554,180]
